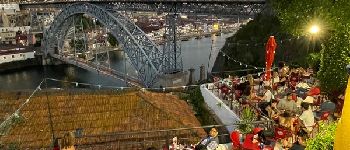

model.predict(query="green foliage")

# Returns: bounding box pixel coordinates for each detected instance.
[220,14,316,72]
[307,52,321,71]
[238,107,257,134]
[271,0,350,94]
[185,87,217,125]
[306,122,337,150]
[107,33,118,47]
[7,142,20,150]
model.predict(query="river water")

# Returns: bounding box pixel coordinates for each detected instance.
[0,33,232,90]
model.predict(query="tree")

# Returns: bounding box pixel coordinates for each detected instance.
[107,33,118,47]
[271,0,350,95]
[216,13,317,76]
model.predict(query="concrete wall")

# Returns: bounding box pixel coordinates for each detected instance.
[200,84,240,133]
[0,51,35,64]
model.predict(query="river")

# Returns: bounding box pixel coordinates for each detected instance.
[0,33,233,90]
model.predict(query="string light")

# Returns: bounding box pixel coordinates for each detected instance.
[224,36,302,47]
[220,51,263,69]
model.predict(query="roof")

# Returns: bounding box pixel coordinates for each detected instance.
[0,90,205,149]
[0,44,35,55]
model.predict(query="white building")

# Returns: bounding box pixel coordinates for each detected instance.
[0,26,31,33]
[0,48,35,64]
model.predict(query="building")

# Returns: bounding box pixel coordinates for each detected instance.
[0,45,35,64]
[0,31,16,44]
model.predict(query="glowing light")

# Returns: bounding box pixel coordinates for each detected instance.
[213,23,219,31]
[309,25,320,34]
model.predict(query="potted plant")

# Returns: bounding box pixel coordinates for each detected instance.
[238,107,257,134]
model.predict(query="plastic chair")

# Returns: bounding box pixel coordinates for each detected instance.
[320,111,330,121]
[230,131,241,150]
[274,127,289,140]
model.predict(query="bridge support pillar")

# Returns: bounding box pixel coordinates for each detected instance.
[162,3,183,74]
[154,71,189,88]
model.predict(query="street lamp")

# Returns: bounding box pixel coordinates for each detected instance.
[308,24,320,53]
[309,25,320,34]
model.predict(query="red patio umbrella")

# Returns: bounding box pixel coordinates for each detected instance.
[265,36,277,81]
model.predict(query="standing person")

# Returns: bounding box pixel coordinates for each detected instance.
[61,132,75,150]
[195,128,220,150]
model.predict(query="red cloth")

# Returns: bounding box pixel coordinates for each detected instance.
[242,134,260,150]
[308,87,321,96]
[265,36,277,81]
[53,147,60,150]
[230,131,241,148]
[253,127,264,134]
[321,111,330,121]
[274,127,289,139]
[292,94,297,101]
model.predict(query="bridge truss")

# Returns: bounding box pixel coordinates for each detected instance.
[44,3,164,87]
[35,0,265,87]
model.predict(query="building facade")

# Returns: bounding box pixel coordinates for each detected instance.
[0,49,35,64]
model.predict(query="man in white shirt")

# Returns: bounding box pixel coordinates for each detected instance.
[299,102,315,132]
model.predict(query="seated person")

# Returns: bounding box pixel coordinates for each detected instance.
[277,92,298,113]
[196,128,219,150]
[315,96,336,120]
[265,99,280,119]
[290,131,308,150]
[298,102,315,134]
[257,86,273,102]
[319,96,336,113]
[278,112,293,130]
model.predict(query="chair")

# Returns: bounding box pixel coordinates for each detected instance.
[320,111,330,121]
[230,131,241,150]
[274,127,290,140]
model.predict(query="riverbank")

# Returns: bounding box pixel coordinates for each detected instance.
[0,57,42,73]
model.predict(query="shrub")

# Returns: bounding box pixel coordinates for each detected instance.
[305,122,337,150]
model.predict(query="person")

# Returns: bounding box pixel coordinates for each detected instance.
[169,137,178,150]
[265,99,280,119]
[258,99,279,118]
[53,138,60,150]
[257,86,273,102]
[303,94,314,105]
[277,92,298,113]
[195,128,219,150]
[319,96,336,113]
[61,132,75,150]
[289,131,307,150]
[298,102,315,134]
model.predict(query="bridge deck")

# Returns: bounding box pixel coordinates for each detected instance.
[17,0,265,5]
[51,54,143,87]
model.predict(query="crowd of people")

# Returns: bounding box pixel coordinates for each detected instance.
[211,62,343,150]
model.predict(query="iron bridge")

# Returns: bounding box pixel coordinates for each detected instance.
[37,0,265,87]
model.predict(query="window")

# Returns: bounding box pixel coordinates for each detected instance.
[3,57,6,59]
[12,55,14,58]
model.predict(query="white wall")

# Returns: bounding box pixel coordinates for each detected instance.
[0,51,35,64]
[0,26,31,33]
[200,84,240,133]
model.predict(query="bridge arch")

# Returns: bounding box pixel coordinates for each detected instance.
[43,3,164,87]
